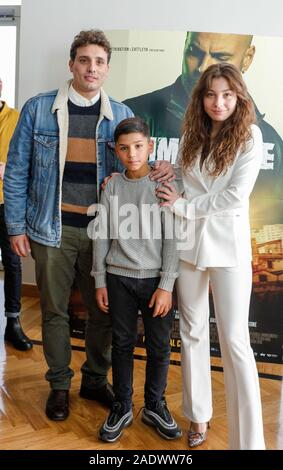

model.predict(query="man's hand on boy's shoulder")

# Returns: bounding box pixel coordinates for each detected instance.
[150,160,175,183]
[149,288,172,318]
[101,172,120,190]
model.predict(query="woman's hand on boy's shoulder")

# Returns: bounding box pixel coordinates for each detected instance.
[150,160,175,183]
[156,181,181,207]
[149,288,172,318]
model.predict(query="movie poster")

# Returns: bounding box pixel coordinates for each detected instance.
[103,30,283,364]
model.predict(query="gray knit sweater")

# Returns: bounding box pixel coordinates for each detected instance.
[91,170,179,292]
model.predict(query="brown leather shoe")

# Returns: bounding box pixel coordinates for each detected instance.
[79,383,114,408]
[45,390,69,421]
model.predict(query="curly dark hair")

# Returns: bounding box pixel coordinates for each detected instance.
[181,62,256,176]
[70,30,111,63]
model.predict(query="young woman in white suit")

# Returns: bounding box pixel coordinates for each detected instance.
[156,63,265,450]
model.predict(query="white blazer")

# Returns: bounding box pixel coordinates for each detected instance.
[173,124,263,268]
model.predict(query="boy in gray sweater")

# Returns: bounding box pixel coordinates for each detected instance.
[91,117,181,443]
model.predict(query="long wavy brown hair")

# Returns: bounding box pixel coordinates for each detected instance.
[181,62,256,176]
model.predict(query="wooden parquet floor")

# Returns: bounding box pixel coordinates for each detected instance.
[0,296,282,450]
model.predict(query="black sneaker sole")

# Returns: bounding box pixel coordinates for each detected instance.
[142,412,182,440]
[99,417,133,443]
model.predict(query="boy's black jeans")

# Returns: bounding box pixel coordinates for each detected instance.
[107,273,174,409]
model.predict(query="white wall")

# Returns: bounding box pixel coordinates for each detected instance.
[19,0,283,106]
[18,0,283,283]
[0,0,21,5]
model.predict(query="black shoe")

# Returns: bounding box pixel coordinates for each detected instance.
[4,317,33,351]
[79,383,115,408]
[99,401,133,443]
[142,400,182,440]
[45,390,69,421]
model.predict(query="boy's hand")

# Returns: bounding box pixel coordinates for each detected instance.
[150,160,175,183]
[96,287,109,313]
[101,172,120,190]
[149,288,172,317]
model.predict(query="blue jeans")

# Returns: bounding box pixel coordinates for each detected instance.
[107,273,174,409]
[0,204,22,318]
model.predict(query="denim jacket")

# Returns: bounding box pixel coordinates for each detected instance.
[4,80,133,247]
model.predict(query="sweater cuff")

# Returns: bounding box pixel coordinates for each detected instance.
[158,272,178,292]
[91,271,107,288]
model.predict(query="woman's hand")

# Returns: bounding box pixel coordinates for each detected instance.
[156,181,181,207]
[150,160,175,182]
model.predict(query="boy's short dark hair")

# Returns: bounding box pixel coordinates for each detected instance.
[114,117,150,142]
[70,29,112,63]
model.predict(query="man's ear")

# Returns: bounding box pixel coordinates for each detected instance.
[242,45,255,73]
[69,59,74,73]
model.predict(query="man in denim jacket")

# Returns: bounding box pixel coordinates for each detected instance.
[4,30,173,421]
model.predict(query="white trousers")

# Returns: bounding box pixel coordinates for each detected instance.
[177,260,265,450]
